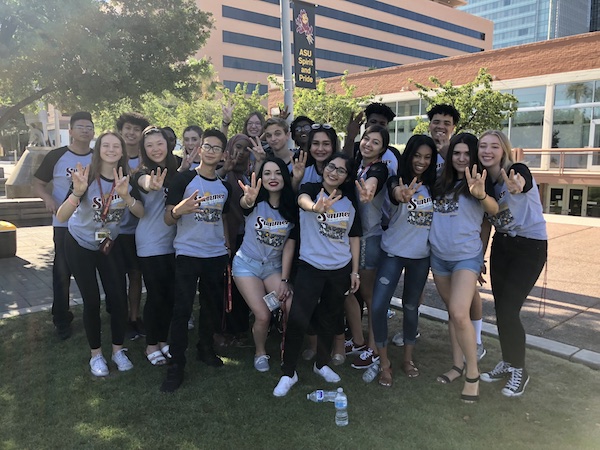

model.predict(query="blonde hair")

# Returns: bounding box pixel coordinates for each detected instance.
[479,130,513,173]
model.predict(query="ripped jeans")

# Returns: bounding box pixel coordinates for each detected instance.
[371,253,430,347]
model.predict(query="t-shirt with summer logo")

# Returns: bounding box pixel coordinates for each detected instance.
[34,146,93,227]
[487,163,547,240]
[120,156,141,235]
[429,181,490,261]
[167,170,231,258]
[382,181,433,260]
[298,182,362,270]
[67,176,141,251]
[355,160,388,238]
[133,170,176,258]
[298,164,322,188]
[237,200,297,264]
[435,153,445,176]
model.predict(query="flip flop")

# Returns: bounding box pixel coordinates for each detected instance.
[146,350,167,366]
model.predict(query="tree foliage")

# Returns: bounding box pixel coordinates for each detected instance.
[0,0,213,128]
[411,68,518,135]
[270,72,374,134]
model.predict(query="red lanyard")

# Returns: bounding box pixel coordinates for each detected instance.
[357,158,381,180]
[97,177,116,224]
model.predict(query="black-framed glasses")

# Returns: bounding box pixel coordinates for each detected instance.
[201,143,224,153]
[324,162,348,176]
[311,123,333,130]
[295,124,312,133]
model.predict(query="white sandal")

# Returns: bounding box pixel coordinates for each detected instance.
[146,350,167,366]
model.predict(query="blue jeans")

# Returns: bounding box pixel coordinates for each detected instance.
[372,253,430,347]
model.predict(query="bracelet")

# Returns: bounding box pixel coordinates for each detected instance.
[222,120,231,126]
[67,195,79,207]
[71,192,83,198]
[311,204,316,213]
[170,208,181,220]
[350,272,360,279]
[477,193,488,201]
[128,198,137,208]
[281,279,289,283]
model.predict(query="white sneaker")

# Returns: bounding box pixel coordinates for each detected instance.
[313,363,341,383]
[254,355,270,372]
[188,316,194,330]
[477,343,487,361]
[90,354,109,377]
[112,348,134,372]
[273,372,298,397]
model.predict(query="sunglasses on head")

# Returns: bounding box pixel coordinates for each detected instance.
[311,123,333,130]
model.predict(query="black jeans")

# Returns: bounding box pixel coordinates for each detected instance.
[491,233,547,368]
[281,261,351,377]
[169,254,228,367]
[52,227,72,327]
[139,254,176,346]
[64,231,128,349]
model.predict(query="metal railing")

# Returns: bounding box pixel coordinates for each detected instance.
[521,148,600,175]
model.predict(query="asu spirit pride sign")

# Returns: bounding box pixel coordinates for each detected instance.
[293,1,316,89]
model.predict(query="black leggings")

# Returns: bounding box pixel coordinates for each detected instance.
[65,231,127,349]
[490,233,547,368]
[140,254,175,346]
[281,261,351,377]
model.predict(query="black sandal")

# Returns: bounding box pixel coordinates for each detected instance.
[461,375,480,403]
[436,365,464,384]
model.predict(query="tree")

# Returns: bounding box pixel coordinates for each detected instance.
[0,0,213,129]
[411,68,518,135]
[219,82,268,136]
[269,72,374,134]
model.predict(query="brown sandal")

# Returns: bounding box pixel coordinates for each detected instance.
[402,360,420,378]
[378,365,393,387]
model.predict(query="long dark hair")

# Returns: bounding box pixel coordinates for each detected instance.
[305,124,339,168]
[433,132,479,200]
[400,134,437,189]
[139,126,179,184]
[255,157,298,225]
[323,152,354,187]
[87,132,129,186]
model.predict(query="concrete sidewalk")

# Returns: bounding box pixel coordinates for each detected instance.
[1,215,599,369]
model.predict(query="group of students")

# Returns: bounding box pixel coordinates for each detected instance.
[34,103,547,401]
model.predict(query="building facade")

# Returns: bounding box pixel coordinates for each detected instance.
[197,0,492,94]
[459,0,592,49]
[269,32,600,217]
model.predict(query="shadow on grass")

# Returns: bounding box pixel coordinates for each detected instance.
[1,307,599,449]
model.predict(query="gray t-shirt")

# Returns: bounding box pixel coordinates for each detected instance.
[166,170,231,258]
[120,156,141,235]
[382,183,432,259]
[355,161,388,238]
[298,183,362,270]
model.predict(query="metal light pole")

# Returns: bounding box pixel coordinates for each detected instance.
[280,0,294,124]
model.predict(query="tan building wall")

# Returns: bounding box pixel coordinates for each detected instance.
[197,0,493,93]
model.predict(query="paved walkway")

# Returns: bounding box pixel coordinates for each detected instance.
[1,215,599,369]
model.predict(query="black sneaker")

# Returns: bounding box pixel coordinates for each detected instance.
[125,320,140,341]
[160,364,184,393]
[197,349,224,368]
[501,367,529,397]
[135,318,146,337]
[54,311,74,340]
[481,360,511,383]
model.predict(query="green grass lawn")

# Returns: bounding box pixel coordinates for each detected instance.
[1,307,599,449]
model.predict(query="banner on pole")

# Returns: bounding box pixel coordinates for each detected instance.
[293,2,316,89]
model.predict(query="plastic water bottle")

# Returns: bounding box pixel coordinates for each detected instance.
[307,389,337,402]
[362,362,380,383]
[334,388,348,426]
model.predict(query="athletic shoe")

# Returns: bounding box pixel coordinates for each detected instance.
[392,330,421,347]
[351,348,380,369]
[481,360,512,383]
[112,349,134,372]
[501,367,530,397]
[273,372,298,397]
[197,349,224,367]
[54,311,74,340]
[331,353,346,366]
[90,354,109,377]
[302,348,316,361]
[125,320,140,341]
[254,355,270,372]
[344,339,367,356]
[187,315,195,330]
[477,343,487,361]
[313,363,341,383]
[161,364,184,393]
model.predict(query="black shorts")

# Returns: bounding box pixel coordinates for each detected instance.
[115,234,140,272]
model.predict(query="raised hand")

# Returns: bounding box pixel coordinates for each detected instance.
[279,105,290,120]
[313,188,342,213]
[114,166,131,198]
[394,177,422,203]
[176,190,207,216]
[346,111,364,140]
[238,172,262,208]
[292,150,307,180]
[220,151,236,174]
[465,164,487,200]
[355,178,376,203]
[222,103,234,125]
[147,167,168,191]
[248,136,266,164]
[501,168,525,194]
[71,162,89,197]
[179,146,199,171]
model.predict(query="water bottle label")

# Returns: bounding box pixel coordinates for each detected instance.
[316,390,324,401]
[335,399,347,408]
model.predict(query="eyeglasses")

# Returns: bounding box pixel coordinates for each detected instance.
[295,124,312,133]
[73,125,94,131]
[247,121,262,127]
[311,123,333,130]
[324,162,348,176]
[201,143,224,153]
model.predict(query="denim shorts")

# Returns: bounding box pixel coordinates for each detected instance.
[360,234,382,270]
[232,251,281,280]
[430,252,483,277]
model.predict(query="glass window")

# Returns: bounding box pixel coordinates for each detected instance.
[396,100,420,118]
[554,82,594,106]
[513,86,546,108]
[552,107,592,148]
[394,119,418,146]
[587,187,600,217]
[510,111,544,148]
[595,81,600,103]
